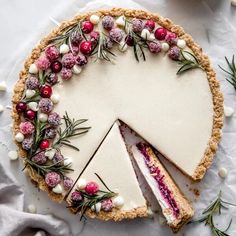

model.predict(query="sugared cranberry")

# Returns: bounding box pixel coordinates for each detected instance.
[71,45,80,55]
[63,177,74,190]
[24,109,36,120]
[61,68,73,81]
[101,199,113,212]
[48,112,61,126]
[40,85,52,98]
[26,76,39,90]
[45,172,61,188]
[35,56,50,71]
[46,73,58,85]
[165,32,177,45]
[71,31,83,45]
[39,98,53,113]
[148,41,161,53]
[104,37,113,49]
[71,191,84,203]
[76,54,88,66]
[32,152,47,165]
[39,139,50,150]
[102,16,114,31]
[168,46,180,60]
[154,27,167,40]
[109,28,124,43]
[125,35,134,46]
[90,31,100,44]
[82,21,94,34]
[22,137,33,150]
[19,121,35,135]
[80,41,92,55]
[16,102,27,113]
[45,46,60,61]
[62,53,76,69]
[50,61,62,73]
[52,151,64,166]
[132,19,144,33]
[145,20,155,31]
[85,181,99,195]
[45,127,56,139]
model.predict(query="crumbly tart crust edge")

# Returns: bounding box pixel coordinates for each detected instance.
[11,8,224,206]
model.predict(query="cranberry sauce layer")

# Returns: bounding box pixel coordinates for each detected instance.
[136,142,180,217]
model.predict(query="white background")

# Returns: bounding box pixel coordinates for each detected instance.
[0,0,236,235]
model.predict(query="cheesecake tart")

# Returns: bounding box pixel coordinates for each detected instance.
[12,8,223,231]
[131,142,194,232]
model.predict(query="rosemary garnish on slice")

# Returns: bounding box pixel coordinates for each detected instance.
[23,158,73,177]
[68,173,117,220]
[219,55,236,89]
[177,51,202,75]
[52,112,91,151]
[190,191,236,236]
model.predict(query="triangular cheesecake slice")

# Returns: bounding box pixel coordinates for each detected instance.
[67,122,148,220]
[131,142,194,233]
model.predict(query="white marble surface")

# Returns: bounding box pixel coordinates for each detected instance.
[0,0,236,235]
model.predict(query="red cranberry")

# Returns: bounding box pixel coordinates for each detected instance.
[145,20,155,31]
[40,85,52,98]
[50,61,62,73]
[80,41,92,55]
[125,35,134,46]
[85,181,99,195]
[16,102,27,113]
[154,27,167,40]
[82,21,94,34]
[39,139,50,150]
[24,109,36,120]
[90,31,100,44]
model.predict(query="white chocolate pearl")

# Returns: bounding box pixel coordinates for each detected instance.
[15,132,24,143]
[8,150,18,161]
[27,204,37,213]
[224,106,234,117]
[91,202,101,212]
[231,0,236,6]
[119,42,128,52]
[90,14,100,24]
[148,33,155,41]
[29,64,38,74]
[0,104,4,113]
[34,231,46,236]
[51,93,60,104]
[28,102,38,111]
[39,113,48,122]
[60,44,70,54]
[161,42,170,52]
[76,178,87,190]
[52,184,63,194]
[0,81,7,91]
[218,167,228,178]
[25,89,36,99]
[72,65,82,74]
[177,39,186,49]
[45,149,56,160]
[64,157,73,166]
[116,16,126,27]
[141,29,150,40]
[113,196,124,209]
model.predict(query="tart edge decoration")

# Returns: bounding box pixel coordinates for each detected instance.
[12,8,224,205]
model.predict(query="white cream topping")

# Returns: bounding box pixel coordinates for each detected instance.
[76,178,87,190]
[29,64,38,74]
[28,102,38,111]
[60,44,70,54]
[25,89,36,98]
[38,113,48,122]
[131,145,176,223]
[15,132,24,143]
[68,123,147,211]
[54,48,213,181]
[90,15,100,25]
[52,184,63,194]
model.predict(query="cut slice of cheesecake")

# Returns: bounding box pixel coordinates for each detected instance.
[67,122,148,221]
[131,142,194,233]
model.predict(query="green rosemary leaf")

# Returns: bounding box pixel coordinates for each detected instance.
[219,55,236,89]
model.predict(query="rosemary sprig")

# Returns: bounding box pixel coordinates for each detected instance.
[177,50,202,75]
[219,55,236,88]
[52,112,91,151]
[190,191,236,236]
[124,19,148,62]
[24,158,73,177]
[68,173,117,220]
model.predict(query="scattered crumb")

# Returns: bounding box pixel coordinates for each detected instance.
[193,188,200,197]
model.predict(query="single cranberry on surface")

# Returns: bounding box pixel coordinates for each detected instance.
[50,61,62,73]
[154,27,167,40]
[125,35,134,46]
[45,45,60,61]
[24,109,36,120]
[79,41,92,55]
[39,139,50,150]
[71,191,84,203]
[81,21,94,34]
[16,101,27,113]
[40,85,52,98]
[84,181,99,195]
[45,172,61,188]
[145,20,155,31]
